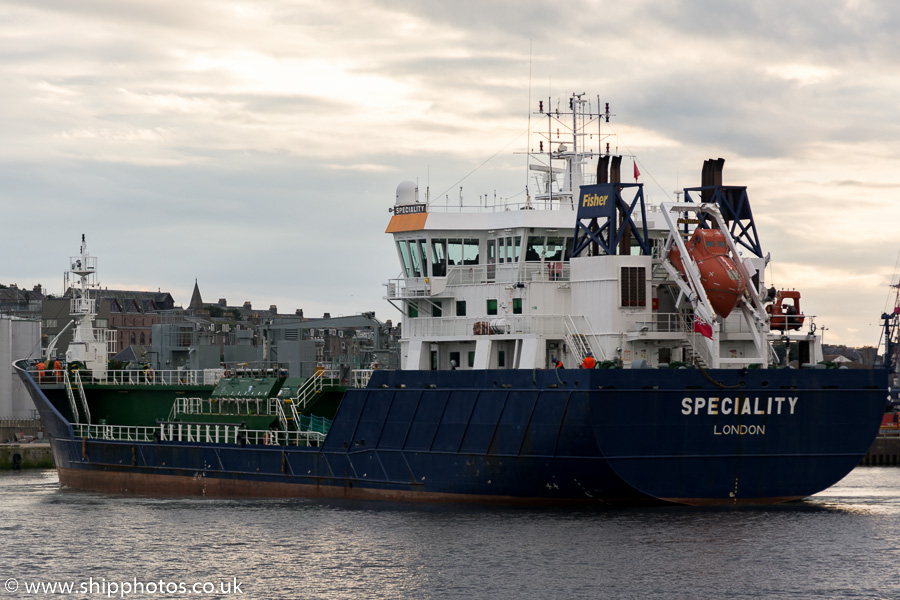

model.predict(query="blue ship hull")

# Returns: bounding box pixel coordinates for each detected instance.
[16,364,888,505]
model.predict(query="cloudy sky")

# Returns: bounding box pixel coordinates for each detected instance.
[1,0,898,347]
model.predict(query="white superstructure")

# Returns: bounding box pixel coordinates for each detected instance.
[59,235,116,378]
[385,94,822,371]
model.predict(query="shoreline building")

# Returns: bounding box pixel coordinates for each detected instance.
[0,314,41,419]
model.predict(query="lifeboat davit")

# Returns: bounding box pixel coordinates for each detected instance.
[767,290,804,331]
[669,228,744,318]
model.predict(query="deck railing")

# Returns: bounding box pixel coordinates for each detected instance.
[28,368,222,386]
[169,397,275,420]
[404,314,574,338]
[351,369,373,388]
[73,423,158,442]
[386,262,571,301]
[72,422,327,447]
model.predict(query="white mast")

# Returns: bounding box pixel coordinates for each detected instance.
[65,235,111,378]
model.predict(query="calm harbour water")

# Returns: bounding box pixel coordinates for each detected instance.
[1,468,899,599]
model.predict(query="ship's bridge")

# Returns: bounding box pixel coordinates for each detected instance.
[386,203,576,294]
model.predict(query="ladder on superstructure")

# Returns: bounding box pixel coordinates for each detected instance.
[63,370,91,424]
[564,315,606,364]
[680,334,711,369]
[275,370,326,432]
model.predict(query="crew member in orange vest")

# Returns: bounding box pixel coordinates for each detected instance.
[552,356,563,369]
[53,359,62,382]
[36,360,46,382]
[582,352,596,369]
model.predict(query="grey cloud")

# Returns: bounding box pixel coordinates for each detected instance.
[2,0,898,345]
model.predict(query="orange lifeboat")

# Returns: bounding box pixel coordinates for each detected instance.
[668,229,744,318]
[767,290,804,331]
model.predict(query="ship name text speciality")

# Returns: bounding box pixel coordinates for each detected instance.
[681,396,798,416]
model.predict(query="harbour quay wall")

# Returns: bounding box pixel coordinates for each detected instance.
[0,418,44,442]
[0,443,53,469]
[861,435,900,466]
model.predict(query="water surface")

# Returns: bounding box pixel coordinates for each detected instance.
[1,468,898,599]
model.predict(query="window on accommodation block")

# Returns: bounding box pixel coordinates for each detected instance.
[621,266,646,307]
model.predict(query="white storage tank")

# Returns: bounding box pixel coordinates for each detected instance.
[0,316,41,418]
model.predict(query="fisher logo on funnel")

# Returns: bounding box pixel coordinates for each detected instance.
[582,193,608,208]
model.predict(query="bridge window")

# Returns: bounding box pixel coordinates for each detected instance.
[463,239,479,265]
[499,237,520,264]
[398,241,412,276]
[446,238,480,265]
[525,236,545,261]
[408,241,422,277]
[501,236,521,263]
[431,240,447,276]
[448,239,462,266]
[524,235,571,262]
[546,237,565,261]
[417,240,429,277]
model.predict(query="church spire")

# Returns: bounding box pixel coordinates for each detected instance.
[189,278,203,310]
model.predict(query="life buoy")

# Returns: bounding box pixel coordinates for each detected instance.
[263,432,271,445]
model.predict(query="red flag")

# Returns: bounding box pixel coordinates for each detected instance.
[693,315,713,339]
[633,159,640,182]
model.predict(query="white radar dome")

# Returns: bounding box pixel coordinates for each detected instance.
[396,180,418,205]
